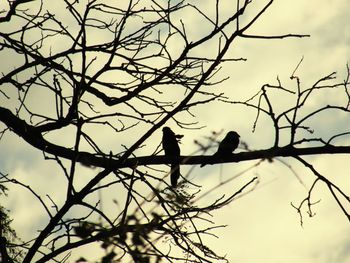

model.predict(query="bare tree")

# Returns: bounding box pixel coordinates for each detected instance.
[0,0,348,262]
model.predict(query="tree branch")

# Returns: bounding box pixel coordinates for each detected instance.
[0,0,35,22]
[2,106,350,170]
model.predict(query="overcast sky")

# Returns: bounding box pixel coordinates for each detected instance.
[1,0,350,262]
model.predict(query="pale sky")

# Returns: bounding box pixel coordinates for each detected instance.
[1,0,350,262]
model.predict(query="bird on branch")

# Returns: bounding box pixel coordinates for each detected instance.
[200,131,240,167]
[162,127,183,187]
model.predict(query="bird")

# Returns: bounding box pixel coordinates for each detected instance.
[200,131,240,167]
[162,127,183,187]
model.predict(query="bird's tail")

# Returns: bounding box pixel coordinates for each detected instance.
[170,163,180,187]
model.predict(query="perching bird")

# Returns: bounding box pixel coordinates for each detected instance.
[200,131,240,167]
[162,127,183,187]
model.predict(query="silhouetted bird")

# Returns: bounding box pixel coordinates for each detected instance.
[162,127,183,187]
[200,131,240,167]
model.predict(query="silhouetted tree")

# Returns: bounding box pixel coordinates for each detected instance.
[0,0,348,262]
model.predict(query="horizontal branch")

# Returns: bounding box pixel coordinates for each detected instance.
[240,33,310,39]
[126,145,350,167]
[1,106,350,170]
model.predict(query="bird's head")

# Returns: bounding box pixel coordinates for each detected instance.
[227,131,240,139]
[162,126,171,133]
